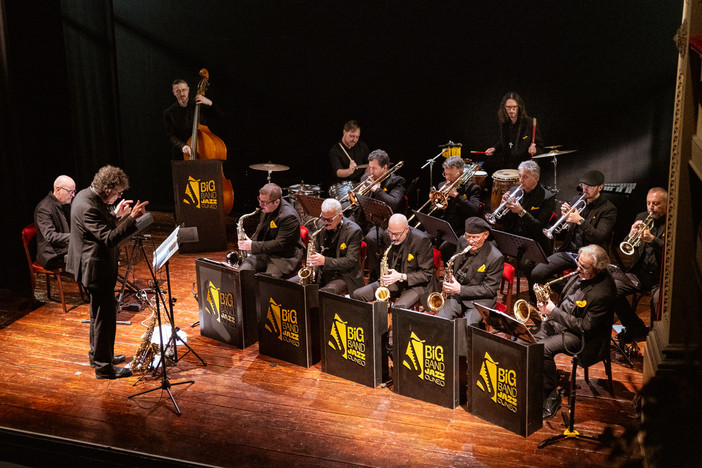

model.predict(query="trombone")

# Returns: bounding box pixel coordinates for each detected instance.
[485,186,524,225]
[408,163,479,226]
[343,161,405,210]
[543,194,586,239]
[620,212,654,255]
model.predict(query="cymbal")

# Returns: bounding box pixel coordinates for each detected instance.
[532,149,577,159]
[249,162,290,172]
[544,145,563,150]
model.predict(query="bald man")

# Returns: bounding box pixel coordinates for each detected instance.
[34,175,76,269]
[351,213,434,309]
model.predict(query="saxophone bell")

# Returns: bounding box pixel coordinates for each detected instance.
[513,299,544,324]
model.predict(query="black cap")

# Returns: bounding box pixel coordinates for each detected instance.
[579,170,604,186]
[465,217,490,234]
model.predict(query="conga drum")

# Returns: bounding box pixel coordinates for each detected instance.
[490,169,519,210]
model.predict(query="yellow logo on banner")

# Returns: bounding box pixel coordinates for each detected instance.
[183,176,218,210]
[476,351,518,413]
[327,314,366,366]
[265,297,299,347]
[402,331,445,387]
[407,253,414,262]
[340,243,347,250]
[270,220,277,229]
[204,280,235,326]
[478,264,486,273]
[576,300,587,308]
[205,281,220,322]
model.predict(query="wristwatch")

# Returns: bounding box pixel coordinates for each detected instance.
[519,209,527,218]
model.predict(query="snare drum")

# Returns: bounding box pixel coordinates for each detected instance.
[328,181,355,201]
[472,170,488,188]
[286,183,321,217]
[491,169,519,210]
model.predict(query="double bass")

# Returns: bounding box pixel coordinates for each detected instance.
[186,69,234,214]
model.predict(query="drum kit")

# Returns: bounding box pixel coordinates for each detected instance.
[532,146,576,194]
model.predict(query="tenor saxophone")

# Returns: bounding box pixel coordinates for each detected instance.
[427,244,472,313]
[299,226,325,285]
[132,312,158,373]
[228,208,261,265]
[375,244,394,301]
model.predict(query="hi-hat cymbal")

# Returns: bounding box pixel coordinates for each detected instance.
[249,162,290,172]
[544,145,562,150]
[532,149,577,159]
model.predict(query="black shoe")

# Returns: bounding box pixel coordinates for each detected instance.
[616,325,648,344]
[542,388,562,420]
[90,354,127,368]
[95,366,132,380]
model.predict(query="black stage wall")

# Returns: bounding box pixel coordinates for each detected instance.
[1,1,683,294]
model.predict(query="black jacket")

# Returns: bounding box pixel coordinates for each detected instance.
[436,180,482,235]
[559,195,617,253]
[501,184,556,254]
[448,237,503,310]
[315,217,364,292]
[34,192,71,268]
[251,199,303,258]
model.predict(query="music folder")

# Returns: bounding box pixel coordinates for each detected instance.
[411,210,459,245]
[474,303,537,344]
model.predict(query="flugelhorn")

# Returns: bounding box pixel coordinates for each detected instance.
[543,194,586,239]
[347,161,404,207]
[485,186,524,225]
[620,212,654,255]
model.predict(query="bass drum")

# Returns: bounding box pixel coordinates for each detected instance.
[490,169,519,211]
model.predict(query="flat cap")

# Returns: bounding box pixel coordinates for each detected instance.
[579,170,604,186]
[465,216,491,234]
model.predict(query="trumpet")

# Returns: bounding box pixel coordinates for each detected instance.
[346,161,404,207]
[620,212,654,255]
[513,270,579,323]
[485,186,524,225]
[543,194,587,239]
[375,244,394,301]
[427,244,472,313]
[408,163,479,226]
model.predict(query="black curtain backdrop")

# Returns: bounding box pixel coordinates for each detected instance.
[1,0,683,294]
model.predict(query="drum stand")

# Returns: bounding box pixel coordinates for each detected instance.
[549,154,560,194]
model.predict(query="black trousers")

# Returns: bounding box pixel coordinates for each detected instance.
[87,287,117,372]
[535,321,581,396]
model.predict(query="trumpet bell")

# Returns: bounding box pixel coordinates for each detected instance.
[620,241,636,256]
[375,286,390,302]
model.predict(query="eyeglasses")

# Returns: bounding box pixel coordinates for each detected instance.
[257,196,278,206]
[505,105,518,110]
[60,187,76,195]
[320,214,340,223]
[576,260,594,271]
[388,227,408,238]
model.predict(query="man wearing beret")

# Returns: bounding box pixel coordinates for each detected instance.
[531,170,617,289]
[351,213,434,309]
[435,217,504,325]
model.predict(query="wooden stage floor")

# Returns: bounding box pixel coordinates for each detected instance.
[0,215,645,467]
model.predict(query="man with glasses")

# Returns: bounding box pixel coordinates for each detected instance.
[531,170,617,291]
[288,198,364,295]
[435,156,482,262]
[484,92,544,172]
[67,166,149,379]
[536,244,616,419]
[238,183,304,278]
[34,175,76,269]
[351,213,434,310]
[435,217,504,325]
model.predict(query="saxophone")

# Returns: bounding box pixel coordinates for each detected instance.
[132,312,158,373]
[228,208,261,266]
[427,244,472,313]
[375,244,394,301]
[299,226,325,285]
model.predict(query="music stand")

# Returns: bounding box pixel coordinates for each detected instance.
[116,213,154,311]
[411,210,459,246]
[296,193,324,219]
[356,195,393,229]
[474,303,537,344]
[128,225,198,415]
[491,229,548,299]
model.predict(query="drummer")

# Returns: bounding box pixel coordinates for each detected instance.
[484,92,544,172]
[436,156,482,262]
[329,120,370,183]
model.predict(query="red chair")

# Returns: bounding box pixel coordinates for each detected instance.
[22,223,68,313]
[300,226,309,246]
[432,248,442,278]
[500,262,515,312]
[360,240,367,264]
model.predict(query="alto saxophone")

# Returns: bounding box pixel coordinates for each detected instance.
[299,226,325,285]
[375,244,394,301]
[427,244,472,313]
[228,208,261,265]
[132,312,158,373]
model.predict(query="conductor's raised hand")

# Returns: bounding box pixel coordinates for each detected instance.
[129,200,149,219]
